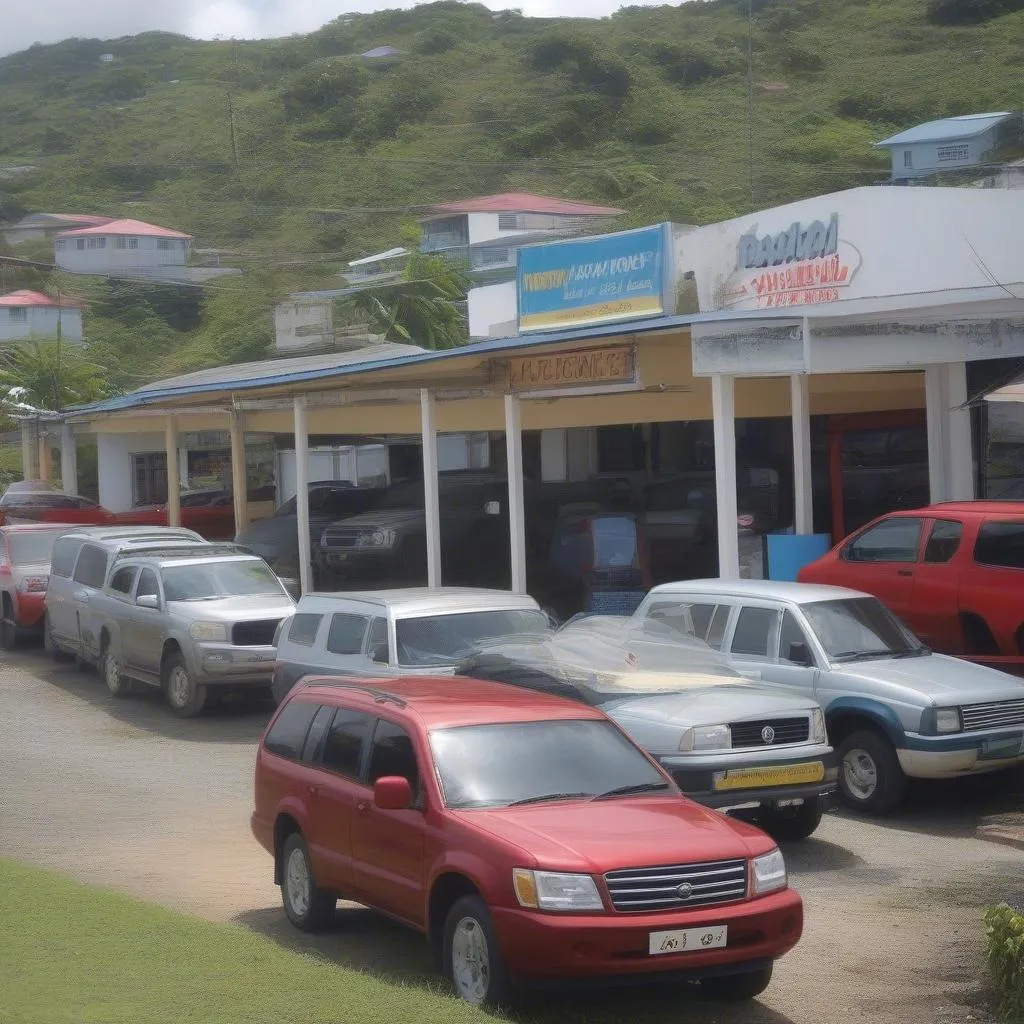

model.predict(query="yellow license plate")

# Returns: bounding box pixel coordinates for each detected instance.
[713,761,825,792]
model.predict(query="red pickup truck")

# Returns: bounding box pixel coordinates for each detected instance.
[799,501,1024,673]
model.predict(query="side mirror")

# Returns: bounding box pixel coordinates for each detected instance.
[483,500,501,516]
[787,641,813,667]
[136,593,160,610]
[373,776,413,811]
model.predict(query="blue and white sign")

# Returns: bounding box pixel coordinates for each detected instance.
[517,224,671,333]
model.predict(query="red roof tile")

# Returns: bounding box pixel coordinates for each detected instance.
[425,192,625,217]
[0,290,84,308]
[56,218,192,239]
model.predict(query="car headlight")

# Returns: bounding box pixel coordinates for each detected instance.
[935,707,961,733]
[679,724,732,751]
[751,848,787,896]
[189,622,228,642]
[810,707,827,744]
[355,528,397,548]
[512,869,604,911]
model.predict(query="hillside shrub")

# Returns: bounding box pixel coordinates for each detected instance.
[927,0,1024,23]
[646,42,734,85]
[984,903,1024,1022]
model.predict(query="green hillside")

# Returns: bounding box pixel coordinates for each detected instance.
[0,0,1022,391]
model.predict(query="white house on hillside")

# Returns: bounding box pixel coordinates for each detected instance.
[0,290,84,344]
[3,212,113,246]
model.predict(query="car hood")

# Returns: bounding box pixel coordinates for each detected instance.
[836,652,1024,703]
[457,797,766,873]
[602,683,817,727]
[168,594,294,620]
[236,517,294,549]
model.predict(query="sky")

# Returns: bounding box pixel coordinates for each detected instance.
[0,0,684,57]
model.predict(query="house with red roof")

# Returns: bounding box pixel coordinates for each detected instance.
[0,290,84,344]
[54,218,193,278]
[2,213,114,247]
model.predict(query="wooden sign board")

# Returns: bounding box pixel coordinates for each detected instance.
[506,347,636,393]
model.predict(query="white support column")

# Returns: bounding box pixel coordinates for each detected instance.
[945,362,975,500]
[790,374,813,534]
[60,423,77,495]
[504,394,527,595]
[711,374,740,579]
[37,430,48,484]
[420,389,442,588]
[165,416,181,527]
[925,366,948,504]
[293,397,312,596]
[228,410,249,538]
[20,422,35,481]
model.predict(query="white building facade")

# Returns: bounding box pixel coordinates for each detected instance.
[54,218,191,276]
[0,291,84,344]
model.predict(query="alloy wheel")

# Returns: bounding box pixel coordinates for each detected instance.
[451,917,490,1004]
[285,847,311,919]
[167,665,192,708]
[843,747,878,801]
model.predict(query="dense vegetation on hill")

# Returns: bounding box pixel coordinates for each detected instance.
[0,0,1022,393]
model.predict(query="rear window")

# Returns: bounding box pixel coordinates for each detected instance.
[264,700,320,761]
[51,537,85,578]
[72,544,108,588]
[8,531,62,565]
[974,521,1024,569]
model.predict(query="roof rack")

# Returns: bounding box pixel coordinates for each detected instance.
[295,679,408,707]
[112,543,247,562]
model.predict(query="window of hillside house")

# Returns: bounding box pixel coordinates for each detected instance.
[128,238,139,250]
[903,151,913,168]
[8,307,27,323]
[498,213,523,230]
[115,238,127,250]
[55,239,66,250]
[157,239,172,251]
[76,239,86,250]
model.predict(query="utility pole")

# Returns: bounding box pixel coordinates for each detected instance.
[226,89,239,171]
[746,0,755,209]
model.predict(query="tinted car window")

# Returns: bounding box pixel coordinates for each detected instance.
[137,569,159,599]
[8,531,62,565]
[72,544,108,588]
[368,617,389,663]
[924,519,963,564]
[326,613,370,656]
[321,710,371,779]
[264,700,320,760]
[845,518,922,563]
[301,705,335,763]
[974,521,1024,569]
[288,613,322,646]
[367,719,420,793]
[395,609,549,667]
[731,606,778,658]
[109,566,137,595]
[779,610,812,665]
[50,537,84,577]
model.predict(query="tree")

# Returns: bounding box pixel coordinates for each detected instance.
[336,252,471,350]
[0,341,109,411]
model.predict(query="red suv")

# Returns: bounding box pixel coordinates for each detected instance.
[799,501,1024,672]
[251,676,803,1006]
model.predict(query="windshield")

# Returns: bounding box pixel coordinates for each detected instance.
[395,608,550,667]
[802,597,926,661]
[160,559,286,601]
[8,531,63,565]
[430,719,668,809]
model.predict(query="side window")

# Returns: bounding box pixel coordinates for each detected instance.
[367,719,420,795]
[705,606,730,650]
[72,544,108,587]
[320,710,371,779]
[974,521,1024,569]
[367,617,390,663]
[845,518,922,563]
[779,610,813,665]
[923,519,963,564]
[136,568,159,599]
[326,613,371,656]
[287,613,323,646]
[109,566,137,596]
[645,601,696,638]
[51,537,84,578]
[264,700,320,760]
[300,705,335,764]
[730,606,779,659]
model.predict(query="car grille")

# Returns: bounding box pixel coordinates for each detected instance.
[960,699,1024,731]
[730,717,810,748]
[320,528,358,549]
[604,858,747,913]
[232,619,282,646]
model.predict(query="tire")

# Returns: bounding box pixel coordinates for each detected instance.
[836,728,906,814]
[701,964,773,1002]
[443,895,512,1007]
[162,652,207,718]
[43,614,74,664]
[0,600,19,651]
[102,645,131,698]
[758,799,823,841]
[280,833,336,932]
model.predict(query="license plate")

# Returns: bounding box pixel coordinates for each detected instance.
[713,761,825,792]
[649,925,727,956]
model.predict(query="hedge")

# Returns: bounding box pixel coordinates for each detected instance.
[985,903,1024,1022]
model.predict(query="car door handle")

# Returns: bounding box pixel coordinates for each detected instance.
[897,569,913,577]
[356,800,370,815]
[74,590,91,603]
[308,784,320,796]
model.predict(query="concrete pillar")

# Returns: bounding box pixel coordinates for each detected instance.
[946,362,974,500]
[925,366,948,504]
[420,389,441,588]
[60,423,77,495]
[790,374,813,533]
[165,416,181,527]
[505,394,527,594]
[229,410,249,538]
[20,422,35,481]
[712,374,740,579]
[293,397,312,595]
[36,429,48,484]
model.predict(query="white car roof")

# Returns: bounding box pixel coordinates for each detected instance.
[647,578,868,605]
[297,587,542,618]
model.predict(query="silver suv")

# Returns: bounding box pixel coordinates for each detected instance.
[88,544,296,716]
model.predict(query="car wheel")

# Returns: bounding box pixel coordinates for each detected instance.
[102,646,131,698]
[162,653,207,718]
[443,895,512,1007]
[43,614,74,663]
[837,729,906,814]
[701,964,773,1001]
[280,833,335,932]
[0,603,19,651]
[758,800,823,841]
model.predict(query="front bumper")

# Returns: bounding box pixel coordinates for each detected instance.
[899,730,1024,778]
[192,642,277,686]
[492,887,802,982]
[661,747,838,809]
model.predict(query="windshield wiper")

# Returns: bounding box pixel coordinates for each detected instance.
[507,791,592,807]
[832,650,899,663]
[592,782,671,801]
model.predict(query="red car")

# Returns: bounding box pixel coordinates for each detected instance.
[799,501,1024,672]
[0,524,75,648]
[115,490,236,540]
[0,488,115,528]
[251,676,802,1006]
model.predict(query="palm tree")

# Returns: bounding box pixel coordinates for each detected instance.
[337,252,472,350]
[0,341,109,412]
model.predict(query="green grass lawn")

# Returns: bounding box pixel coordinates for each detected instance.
[0,858,484,1024]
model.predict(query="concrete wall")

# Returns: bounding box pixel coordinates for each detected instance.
[97,431,165,512]
[467,280,517,339]
[274,299,334,353]
[889,133,991,179]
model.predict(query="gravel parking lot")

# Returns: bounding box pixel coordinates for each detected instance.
[2,649,1022,1024]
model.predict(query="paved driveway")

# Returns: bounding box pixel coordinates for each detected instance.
[1,650,1021,1024]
